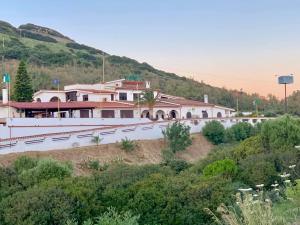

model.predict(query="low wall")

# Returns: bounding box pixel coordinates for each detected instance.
[0,117,270,154]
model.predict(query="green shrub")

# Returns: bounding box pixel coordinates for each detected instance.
[87,207,139,225]
[0,186,75,225]
[233,135,264,160]
[120,138,136,152]
[202,120,225,145]
[203,159,237,179]
[13,156,37,173]
[162,121,192,152]
[261,115,300,151]
[225,122,254,142]
[238,154,279,188]
[20,158,73,186]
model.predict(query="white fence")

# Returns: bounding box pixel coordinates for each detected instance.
[0,117,270,154]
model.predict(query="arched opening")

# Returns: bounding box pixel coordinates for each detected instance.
[36,98,42,102]
[156,110,165,120]
[169,110,178,119]
[186,112,192,119]
[50,96,61,102]
[217,112,222,118]
[202,111,208,118]
[141,110,150,118]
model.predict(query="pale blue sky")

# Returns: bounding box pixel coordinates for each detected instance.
[2,0,300,97]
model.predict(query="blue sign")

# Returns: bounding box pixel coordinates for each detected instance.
[53,79,60,85]
[278,75,294,84]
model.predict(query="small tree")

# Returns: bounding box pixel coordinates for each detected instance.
[202,121,225,145]
[13,60,34,102]
[162,121,192,153]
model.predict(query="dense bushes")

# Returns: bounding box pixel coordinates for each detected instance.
[202,121,225,144]
[0,117,299,225]
[260,115,300,150]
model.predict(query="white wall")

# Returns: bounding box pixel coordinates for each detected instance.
[34,92,66,102]
[0,117,270,154]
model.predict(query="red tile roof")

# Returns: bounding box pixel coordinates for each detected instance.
[76,89,117,94]
[160,99,215,107]
[2,101,134,110]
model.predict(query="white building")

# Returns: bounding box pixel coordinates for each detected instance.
[0,79,234,119]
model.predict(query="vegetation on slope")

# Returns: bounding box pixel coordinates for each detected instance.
[0,116,299,225]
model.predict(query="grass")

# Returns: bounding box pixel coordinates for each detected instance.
[273,180,300,223]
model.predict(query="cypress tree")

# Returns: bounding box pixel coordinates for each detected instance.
[13,60,33,102]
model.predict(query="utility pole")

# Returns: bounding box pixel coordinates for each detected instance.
[102,53,105,83]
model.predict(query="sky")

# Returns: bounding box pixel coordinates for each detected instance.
[2,0,300,98]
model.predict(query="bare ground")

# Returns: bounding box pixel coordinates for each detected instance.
[0,133,212,175]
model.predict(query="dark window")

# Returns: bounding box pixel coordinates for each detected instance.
[80,110,90,118]
[36,98,41,102]
[50,96,60,102]
[133,93,140,101]
[119,93,127,101]
[217,112,222,118]
[83,95,88,101]
[202,111,208,118]
[120,110,134,118]
[66,91,77,101]
[186,112,192,119]
[101,110,115,118]
[111,94,114,101]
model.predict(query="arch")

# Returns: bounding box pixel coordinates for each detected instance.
[202,110,208,118]
[36,98,42,102]
[141,110,150,118]
[50,96,61,102]
[217,112,222,118]
[169,110,179,119]
[186,112,192,119]
[156,110,165,120]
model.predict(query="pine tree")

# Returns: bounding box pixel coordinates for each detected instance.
[13,61,33,102]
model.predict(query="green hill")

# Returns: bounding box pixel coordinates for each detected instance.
[0,20,281,112]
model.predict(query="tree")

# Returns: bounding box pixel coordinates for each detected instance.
[202,121,225,145]
[162,121,192,153]
[139,90,157,119]
[13,60,33,102]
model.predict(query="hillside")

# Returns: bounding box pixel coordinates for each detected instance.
[0,134,212,176]
[0,20,281,111]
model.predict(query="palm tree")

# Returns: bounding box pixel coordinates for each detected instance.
[139,90,157,119]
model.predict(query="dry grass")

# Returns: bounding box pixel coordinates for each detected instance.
[0,133,212,175]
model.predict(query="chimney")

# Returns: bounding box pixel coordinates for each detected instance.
[2,88,8,104]
[204,94,208,104]
[145,81,151,89]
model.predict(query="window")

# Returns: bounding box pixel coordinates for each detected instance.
[202,111,208,118]
[186,112,192,119]
[111,94,114,101]
[66,91,77,101]
[133,93,140,101]
[119,93,127,101]
[120,110,134,118]
[82,95,88,101]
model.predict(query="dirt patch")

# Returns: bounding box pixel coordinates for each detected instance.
[0,133,213,175]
